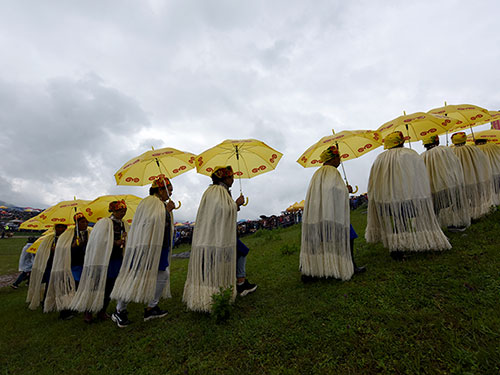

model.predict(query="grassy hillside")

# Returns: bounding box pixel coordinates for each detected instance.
[1,208,500,374]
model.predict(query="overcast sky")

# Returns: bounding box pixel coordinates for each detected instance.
[0,0,499,221]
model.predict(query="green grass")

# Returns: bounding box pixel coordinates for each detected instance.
[0,238,26,274]
[1,209,500,374]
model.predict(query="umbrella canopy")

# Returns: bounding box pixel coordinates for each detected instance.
[488,110,500,125]
[115,147,196,186]
[195,139,283,178]
[20,199,91,228]
[291,200,304,211]
[19,217,48,230]
[428,104,492,132]
[82,194,142,225]
[377,112,461,143]
[466,129,500,145]
[25,235,47,254]
[297,130,382,167]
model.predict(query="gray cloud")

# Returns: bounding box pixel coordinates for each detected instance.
[0,0,499,220]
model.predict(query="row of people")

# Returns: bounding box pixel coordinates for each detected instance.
[24,131,500,323]
[26,170,257,326]
[300,130,499,282]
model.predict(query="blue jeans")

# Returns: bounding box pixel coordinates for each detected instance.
[236,239,249,279]
[237,253,246,279]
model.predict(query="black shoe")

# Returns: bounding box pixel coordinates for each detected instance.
[59,310,75,320]
[301,274,316,283]
[237,279,258,296]
[354,265,367,274]
[10,284,18,289]
[390,251,404,261]
[143,305,168,321]
[111,310,132,328]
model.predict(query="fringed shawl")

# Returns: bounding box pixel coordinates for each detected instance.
[300,165,353,280]
[478,143,500,206]
[183,185,237,313]
[70,218,130,313]
[44,228,91,312]
[421,146,471,228]
[110,195,173,304]
[26,233,55,310]
[451,144,494,219]
[365,148,451,252]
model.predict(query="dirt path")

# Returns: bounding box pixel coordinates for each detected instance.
[0,273,18,288]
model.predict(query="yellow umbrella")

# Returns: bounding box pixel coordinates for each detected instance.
[297,200,305,210]
[26,235,49,254]
[82,194,142,226]
[428,103,492,132]
[488,110,500,125]
[19,217,50,230]
[195,139,283,202]
[378,111,461,143]
[24,199,91,226]
[196,139,282,178]
[466,129,500,145]
[298,130,382,193]
[297,130,382,167]
[115,147,196,186]
[0,205,7,209]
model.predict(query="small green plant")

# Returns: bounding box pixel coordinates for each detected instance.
[280,243,299,255]
[211,286,234,323]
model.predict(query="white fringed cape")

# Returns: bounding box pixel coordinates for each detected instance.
[44,228,91,312]
[182,185,237,313]
[110,195,173,304]
[365,147,451,252]
[300,165,353,280]
[421,146,471,228]
[26,233,55,310]
[70,218,130,313]
[451,144,493,219]
[478,143,500,206]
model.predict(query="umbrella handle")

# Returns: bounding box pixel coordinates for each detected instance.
[352,185,359,194]
[242,197,249,206]
[174,201,182,210]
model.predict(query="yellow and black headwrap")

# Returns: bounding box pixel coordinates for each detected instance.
[451,132,467,145]
[109,200,127,212]
[212,166,234,179]
[384,131,405,149]
[319,145,340,163]
[422,134,439,146]
[152,177,171,189]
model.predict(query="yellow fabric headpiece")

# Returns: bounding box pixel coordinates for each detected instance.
[109,200,127,212]
[422,134,439,146]
[212,166,234,179]
[384,131,405,149]
[319,145,340,163]
[152,177,171,189]
[451,132,467,145]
